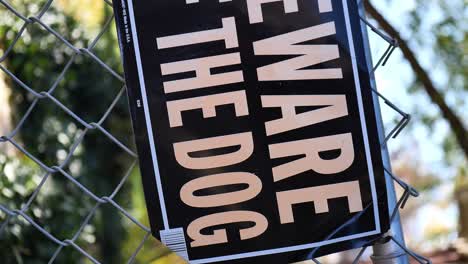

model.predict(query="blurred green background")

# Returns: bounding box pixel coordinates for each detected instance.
[0,0,466,263]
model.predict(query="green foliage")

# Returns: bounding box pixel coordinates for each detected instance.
[0,0,143,263]
[455,166,468,191]
[404,0,467,164]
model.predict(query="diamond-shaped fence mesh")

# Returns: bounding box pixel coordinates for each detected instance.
[0,0,430,263]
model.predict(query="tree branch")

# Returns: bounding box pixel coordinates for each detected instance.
[365,1,468,158]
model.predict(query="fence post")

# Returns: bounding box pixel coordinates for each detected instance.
[357,1,410,264]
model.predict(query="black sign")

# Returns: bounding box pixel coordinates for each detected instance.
[113,0,390,263]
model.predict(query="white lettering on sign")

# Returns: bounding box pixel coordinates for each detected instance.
[167,90,249,128]
[157,17,243,94]
[186,0,232,5]
[187,211,269,247]
[253,22,343,81]
[160,53,244,93]
[173,132,254,170]
[276,181,363,224]
[154,0,365,247]
[157,17,238,49]
[261,95,348,136]
[269,133,355,182]
[247,0,333,24]
[247,0,299,24]
[180,172,263,208]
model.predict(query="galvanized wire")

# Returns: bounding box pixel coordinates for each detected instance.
[0,0,430,263]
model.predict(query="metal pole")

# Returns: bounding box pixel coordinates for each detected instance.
[357,1,410,263]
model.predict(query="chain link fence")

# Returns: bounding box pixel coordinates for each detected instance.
[0,0,431,263]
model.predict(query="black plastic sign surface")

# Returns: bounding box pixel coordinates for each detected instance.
[113,0,390,263]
